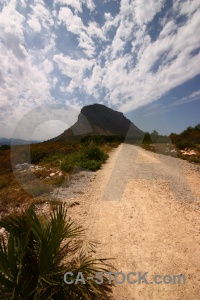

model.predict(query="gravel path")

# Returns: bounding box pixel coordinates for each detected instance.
[50,169,96,201]
[65,143,200,300]
[101,143,198,203]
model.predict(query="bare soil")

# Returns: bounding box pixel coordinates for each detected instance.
[65,143,200,300]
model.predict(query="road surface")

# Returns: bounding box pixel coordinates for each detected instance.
[67,143,200,300]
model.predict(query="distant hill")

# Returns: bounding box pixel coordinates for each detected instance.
[49,103,144,142]
[0,138,39,146]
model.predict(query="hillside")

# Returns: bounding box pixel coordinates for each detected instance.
[49,103,143,142]
[0,138,38,146]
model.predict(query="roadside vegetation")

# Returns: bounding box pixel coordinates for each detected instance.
[0,203,114,299]
[141,124,200,163]
[0,136,122,215]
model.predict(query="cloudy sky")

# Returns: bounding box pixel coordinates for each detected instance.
[0,0,200,140]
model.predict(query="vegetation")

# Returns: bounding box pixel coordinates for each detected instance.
[142,132,152,144]
[61,146,108,172]
[0,204,114,299]
[141,124,200,163]
[0,144,10,151]
[170,124,200,149]
[0,137,121,215]
[80,135,125,146]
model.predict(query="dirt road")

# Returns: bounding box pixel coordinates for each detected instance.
[67,143,200,300]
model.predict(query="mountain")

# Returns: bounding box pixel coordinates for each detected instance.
[0,138,39,146]
[49,104,143,142]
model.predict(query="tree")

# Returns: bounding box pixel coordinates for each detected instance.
[151,130,159,142]
[0,144,10,150]
[142,132,152,144]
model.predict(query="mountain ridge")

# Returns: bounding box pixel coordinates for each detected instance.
[0,138,39,146]
[49,103,143,142]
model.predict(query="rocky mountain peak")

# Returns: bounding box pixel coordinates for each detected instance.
[50,103,143,141]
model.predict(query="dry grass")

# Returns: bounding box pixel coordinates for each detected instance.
[0,139,118,217]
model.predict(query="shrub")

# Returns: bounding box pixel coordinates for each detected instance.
[42,153,63,163]
[175,141,194,150]
[189,157,200,164]
[142,132,152,144]
[0,204,114,299]
[60,161,74,172]
[0,144,10,150]
[30,148,47,164]
[80,159,102,171]
[83,146,108,161]
[60,147,108,173]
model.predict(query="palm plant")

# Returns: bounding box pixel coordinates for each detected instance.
[0,204,114,299]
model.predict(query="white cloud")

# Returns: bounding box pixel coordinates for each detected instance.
[133,0,165,25]
[160,20,176,38]
[78,31,96,57]
[83,64,105,98]
[171,90,200,106]
[87,21,105,41]
[174,0,200,16]
[103,12,119,35]
[55,0,82,12]
[29,1,54,29]
[43,59,54,74]
[58,8,105,57]
[55,0,95,12]
[53,54,94,92]
[58,6,84,35]
[0,1,54,138]
[99,1,200,112]
[27,15,41,32]
[0,2,26,61]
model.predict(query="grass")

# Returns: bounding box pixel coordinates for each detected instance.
[48,176,68,187]
[0,138,120,216]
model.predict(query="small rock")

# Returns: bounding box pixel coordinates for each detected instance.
[50,173,55,177]
[70,201,80,207]
[0,228,5,235]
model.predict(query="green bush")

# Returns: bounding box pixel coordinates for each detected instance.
[0,204,114,299]
[80,159,102,171]
[42,154,62,163]
[83,146,108,161]
[81,135,104,146]
[60,147,108,173]
[60,161,74,172]
[175,141,194,150]
[30,148,47,164]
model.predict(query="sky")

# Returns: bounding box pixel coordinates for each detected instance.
[0,0,200,141]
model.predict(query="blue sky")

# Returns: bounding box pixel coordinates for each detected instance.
[0,0,200,140]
